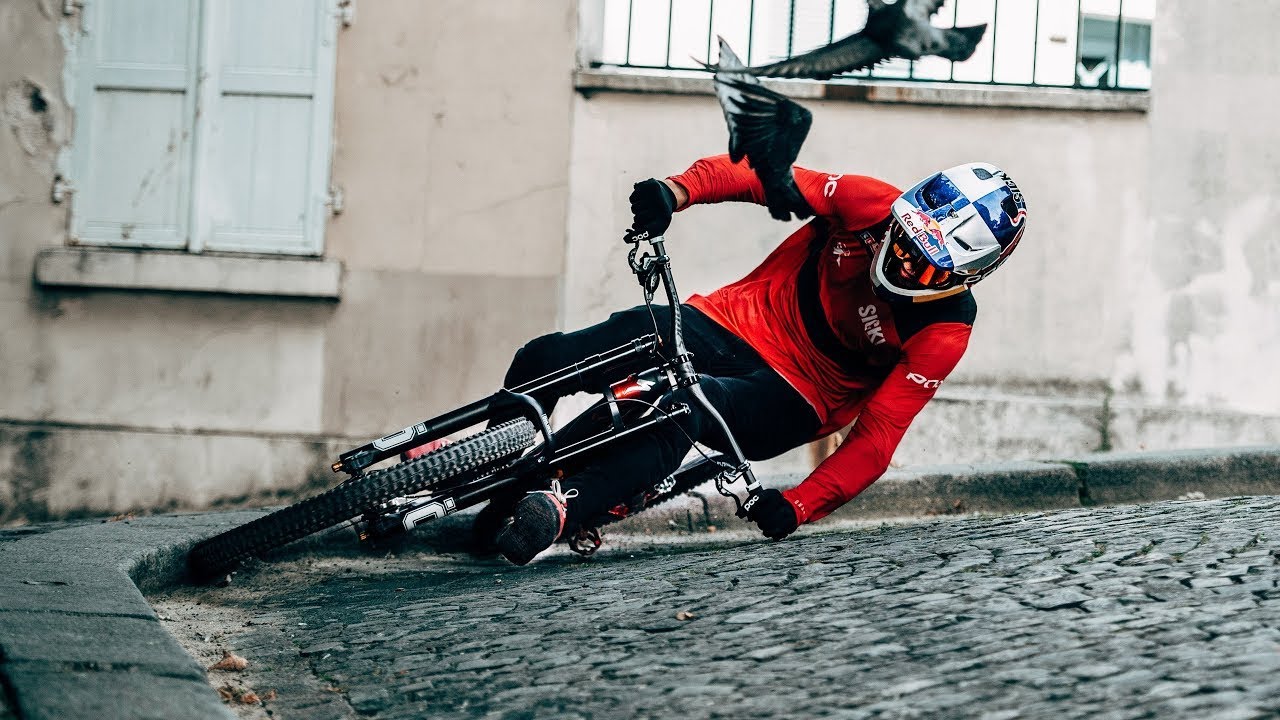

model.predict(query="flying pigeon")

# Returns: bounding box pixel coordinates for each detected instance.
[738,0,987,80]
[706,38,814,221]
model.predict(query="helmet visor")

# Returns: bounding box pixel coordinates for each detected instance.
[883,218,960,290]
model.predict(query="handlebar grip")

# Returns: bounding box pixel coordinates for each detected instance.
[737,486,764,519]
[624,228,665,245]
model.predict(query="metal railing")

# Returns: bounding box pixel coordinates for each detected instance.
[595,0,1151,91]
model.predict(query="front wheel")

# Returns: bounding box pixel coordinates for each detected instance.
[188,419,537,580]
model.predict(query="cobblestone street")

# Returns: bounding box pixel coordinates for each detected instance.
[156,497,1280,719]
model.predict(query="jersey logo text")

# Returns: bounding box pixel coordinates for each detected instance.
[858,304,886,345]
[906,372,942,389]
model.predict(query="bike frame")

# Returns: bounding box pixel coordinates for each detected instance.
[331,233,765,535]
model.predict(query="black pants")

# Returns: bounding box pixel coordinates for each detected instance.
[504,304,821,530]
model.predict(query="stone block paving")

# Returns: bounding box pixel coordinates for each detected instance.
[190,497,1280,719]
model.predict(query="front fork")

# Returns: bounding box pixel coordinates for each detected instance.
[633,235,764,518]
[680,380,763,518]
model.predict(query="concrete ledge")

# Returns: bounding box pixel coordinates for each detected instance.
[6,668,234,720]
[839,460,1082,516]
[695,461,1081,526]
[368,448,1279,542]
[575,68,1150,112]
[34,247,344,299]
[644,448,1280,531]
[1062,446,1280,506]
[0,513,264,719]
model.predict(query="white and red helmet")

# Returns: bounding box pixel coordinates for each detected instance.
[872,162,1027,301]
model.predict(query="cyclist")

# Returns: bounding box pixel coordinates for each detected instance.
[490,155,1028,565]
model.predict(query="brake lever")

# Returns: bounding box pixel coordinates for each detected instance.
[714,463,764,519]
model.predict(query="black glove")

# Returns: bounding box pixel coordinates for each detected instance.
[747,488,799,540]
[627,178,677,242]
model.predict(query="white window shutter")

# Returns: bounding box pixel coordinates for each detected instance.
[193,0,339,255]
[69,0,199,248]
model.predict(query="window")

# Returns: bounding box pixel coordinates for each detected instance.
[594,0,1152,91]
[66,0,339,255]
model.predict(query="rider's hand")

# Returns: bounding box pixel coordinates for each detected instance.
[627,178,677,242]
[747,488,799,540]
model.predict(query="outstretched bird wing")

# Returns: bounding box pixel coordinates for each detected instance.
[748,34,886,80]
[708,38,814,221]
[744,0,986,79]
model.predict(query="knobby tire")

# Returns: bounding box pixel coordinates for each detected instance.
[188,419,537,580]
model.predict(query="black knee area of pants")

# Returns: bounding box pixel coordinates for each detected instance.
[505,332,570,389]
[503,333,574,415]
[655,382,727,450]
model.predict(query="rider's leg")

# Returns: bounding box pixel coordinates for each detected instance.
[502,304,743,416]
[495,305,805,563]
[479,305,669,551]
[559,368,821,531]
[503,305,667,415]
[496,365,819,564]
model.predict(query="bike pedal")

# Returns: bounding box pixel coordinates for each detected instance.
[568,527,603,557]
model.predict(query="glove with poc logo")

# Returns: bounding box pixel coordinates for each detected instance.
[746,488,799,540]
[626,178,677,243]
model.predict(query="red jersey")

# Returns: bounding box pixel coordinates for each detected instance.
[668,155,974,523]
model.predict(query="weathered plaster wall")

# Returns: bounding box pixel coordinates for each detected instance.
[2,0,1276,520]
[1115,0,1280,414]
[0,0,577,520]
[320,0,577,435]
[563,0,1280,471]
[0,0,68,295]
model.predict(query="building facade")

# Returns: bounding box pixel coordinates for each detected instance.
[1,0,1277,521]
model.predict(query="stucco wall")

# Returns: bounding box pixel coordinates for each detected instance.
[563,0,1280,469]
[321,0,576,435]
[0,0,577,520]
[2,0,1277,520]
[1118,0,1280,415]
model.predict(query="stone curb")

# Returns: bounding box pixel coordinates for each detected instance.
[0,513,265,720]
[1,445,1277,718]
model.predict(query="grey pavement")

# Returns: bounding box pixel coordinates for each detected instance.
[0,445,1278,719]
[157,496,1280,720]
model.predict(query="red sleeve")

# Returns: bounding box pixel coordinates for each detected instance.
[782,323,972,523]
[791,166,901,231]
[667,156,900,231]
[667,155,766,207]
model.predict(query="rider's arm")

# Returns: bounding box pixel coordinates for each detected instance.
[666,155,900,230]
[781,323,972,523]
[666,155,764,208]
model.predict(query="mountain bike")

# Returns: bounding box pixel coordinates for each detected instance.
[187,230,767,580]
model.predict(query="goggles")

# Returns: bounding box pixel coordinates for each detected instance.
[883,218,960,291]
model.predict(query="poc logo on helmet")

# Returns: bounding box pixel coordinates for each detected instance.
[906,372,942,389]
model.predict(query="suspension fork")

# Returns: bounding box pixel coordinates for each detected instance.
[646,236,763,516]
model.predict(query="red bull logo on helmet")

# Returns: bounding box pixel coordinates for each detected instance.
[900,209,948,261]
[900,209,942,244]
